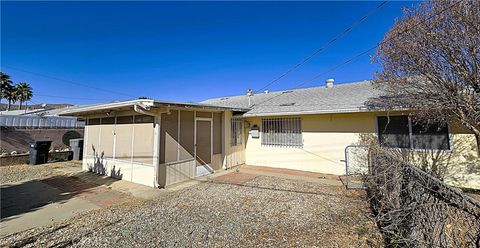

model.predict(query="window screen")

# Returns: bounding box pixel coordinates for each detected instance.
[261,118,302,148]
[411,121,450,150]
[134,115,154,123]
[377,116,450,150]
[116,116,133,124]
[231,119,243,146]
[86,118,100,125]
[377,116,410,149]
[101,117,115,124]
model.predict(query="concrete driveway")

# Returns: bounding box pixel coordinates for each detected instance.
[0,163,161,237]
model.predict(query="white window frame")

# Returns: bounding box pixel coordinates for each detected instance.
[261,117,302,148]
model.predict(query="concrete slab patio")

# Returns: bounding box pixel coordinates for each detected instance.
[237,164,344,186]
[0,162,162,237]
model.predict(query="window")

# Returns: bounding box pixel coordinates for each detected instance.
[377,116,410,148]
[377,116,450,150]
[134,115,154,123]
[411,120,450,150]
[231,119,243,146]
[261,118,302,148]
[101,117,115,124]
[116,116,134,124]
[86,118,100,125]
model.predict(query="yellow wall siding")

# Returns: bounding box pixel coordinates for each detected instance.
[244,113,376,175]
[431,134,479,189]
[244,112,479,190]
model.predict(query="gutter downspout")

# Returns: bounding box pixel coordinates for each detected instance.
[133,103,169,188]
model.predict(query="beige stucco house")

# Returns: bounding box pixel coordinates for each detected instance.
[61,81,480,189]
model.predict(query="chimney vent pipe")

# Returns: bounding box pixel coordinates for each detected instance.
[326,78,334,88]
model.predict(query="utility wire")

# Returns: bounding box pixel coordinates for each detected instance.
[293,0,462,89]
[2,65,136,98]
[255,0,388,94]
[252,0,463,108]
[34,93,116,101]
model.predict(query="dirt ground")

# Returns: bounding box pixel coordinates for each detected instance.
[1,167,383,247]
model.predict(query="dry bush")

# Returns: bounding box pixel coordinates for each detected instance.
[360,137,480,247]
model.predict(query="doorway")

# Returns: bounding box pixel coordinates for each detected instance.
[195,118,212,176]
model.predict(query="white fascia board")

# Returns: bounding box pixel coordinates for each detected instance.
[59,100,154,116]
[242,108,368,117]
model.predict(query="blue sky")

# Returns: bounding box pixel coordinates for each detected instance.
[1,1,414,105]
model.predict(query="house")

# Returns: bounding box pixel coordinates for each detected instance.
[60,80,480,189]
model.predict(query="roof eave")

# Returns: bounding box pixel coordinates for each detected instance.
[241,108,373,117]
[58,99,154,116]
[59,99,250,116]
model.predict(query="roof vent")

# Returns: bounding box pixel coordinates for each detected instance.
[264,90,269,94]
[326,78,334,88]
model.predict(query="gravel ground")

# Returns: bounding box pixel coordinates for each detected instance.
[1,175,382,247]
[0,161,81,184]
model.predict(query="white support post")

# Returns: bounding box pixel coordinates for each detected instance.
[113,116,117,164]
[177,110,181,161]
[153,115,161,188]
[131,116,135,182]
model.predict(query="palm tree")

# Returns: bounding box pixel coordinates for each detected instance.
[15,82,33,110]
[1,72,13,107]
[5,87,17,111]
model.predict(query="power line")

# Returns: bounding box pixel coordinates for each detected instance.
[255,0,388,93]
[252,0,463,108]
[294,0,462,89]
[2,65,136,98]
[34,93,116,101]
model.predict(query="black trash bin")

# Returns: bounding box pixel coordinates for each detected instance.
[29,140,52,165]
[69,138,84,160]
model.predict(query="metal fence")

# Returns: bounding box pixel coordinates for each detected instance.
[343,145,369,189]
[0,115,84,129]
[367,149,480,247]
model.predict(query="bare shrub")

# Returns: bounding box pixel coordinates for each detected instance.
[362,140,480,247]
[371,0,480,155]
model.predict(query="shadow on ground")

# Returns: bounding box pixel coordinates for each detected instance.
[0,173,117,220]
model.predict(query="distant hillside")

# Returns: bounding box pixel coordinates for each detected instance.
[0,103,72,111]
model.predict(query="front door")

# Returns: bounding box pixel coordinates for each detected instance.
[195,119,212,176]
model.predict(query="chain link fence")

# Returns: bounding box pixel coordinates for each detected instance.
[343,145,369,189]
[366,148,480,247]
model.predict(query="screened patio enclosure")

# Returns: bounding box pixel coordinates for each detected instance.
[61,99,247,188]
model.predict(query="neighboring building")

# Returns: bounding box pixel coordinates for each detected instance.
[60,80,480,189]
[0,106,85,153]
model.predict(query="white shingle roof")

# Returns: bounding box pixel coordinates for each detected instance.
[201,80,382,116]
